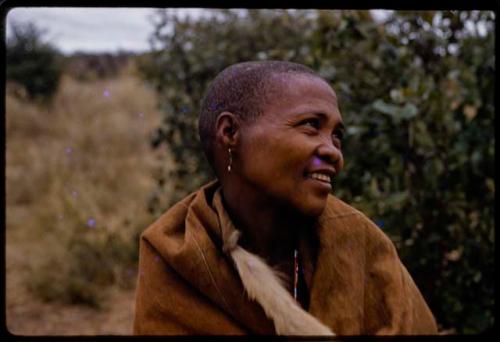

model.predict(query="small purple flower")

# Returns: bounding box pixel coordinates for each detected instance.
[87,218,96,228]
[103,89,110,97]
[65,147,72,155]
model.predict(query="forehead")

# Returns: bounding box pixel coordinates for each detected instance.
[262,73,340,119]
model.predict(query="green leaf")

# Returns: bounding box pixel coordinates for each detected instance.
[400,103,418,119]
[372,100,417,122]
[373,99,399,116]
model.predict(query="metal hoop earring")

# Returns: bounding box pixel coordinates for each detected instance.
[227,148,233,172]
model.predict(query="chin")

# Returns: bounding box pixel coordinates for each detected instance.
[296,198,328,217]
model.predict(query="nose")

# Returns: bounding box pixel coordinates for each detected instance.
[316,142,342,166]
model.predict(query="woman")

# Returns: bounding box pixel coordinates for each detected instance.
[133,61,438,335]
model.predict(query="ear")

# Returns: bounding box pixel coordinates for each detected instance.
[215,111,240,147]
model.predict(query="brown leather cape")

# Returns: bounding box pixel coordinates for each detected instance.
[133,181,438,335]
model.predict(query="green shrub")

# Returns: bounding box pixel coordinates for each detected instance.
[6,21,63,102]
[139,9,494,333]
[26,214,141,308]
[64,52,133,81]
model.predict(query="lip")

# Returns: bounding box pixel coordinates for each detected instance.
[305,176,333,192]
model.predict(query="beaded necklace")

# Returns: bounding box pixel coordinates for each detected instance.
[293,248,299,301]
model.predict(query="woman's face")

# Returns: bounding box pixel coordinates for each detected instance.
[237,74,345,217]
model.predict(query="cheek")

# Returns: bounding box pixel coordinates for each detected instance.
[240,135,309,195]
[257,147,304,183]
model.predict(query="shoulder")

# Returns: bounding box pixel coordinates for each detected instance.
[142,181,219,242]
[321,195,377,232]
[320,195,397,252]
[322,194,364,219]
[142,191,196,240]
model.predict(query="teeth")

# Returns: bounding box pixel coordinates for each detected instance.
[309,173,331,183]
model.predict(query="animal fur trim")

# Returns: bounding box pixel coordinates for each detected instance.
[223,230,335,336]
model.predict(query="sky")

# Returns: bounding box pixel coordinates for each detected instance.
[5,8,392,55]
[5,7,207,54]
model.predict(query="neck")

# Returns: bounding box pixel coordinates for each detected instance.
[221,181,310,265]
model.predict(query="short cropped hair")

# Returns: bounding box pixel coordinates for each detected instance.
[198,60,322,170]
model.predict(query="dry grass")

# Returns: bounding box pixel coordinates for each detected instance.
[6,66,172,335]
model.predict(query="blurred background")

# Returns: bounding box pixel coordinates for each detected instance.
[4,8,494,335]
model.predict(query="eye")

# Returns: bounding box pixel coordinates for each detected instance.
[332,129,344,141]
[299,118,320,129]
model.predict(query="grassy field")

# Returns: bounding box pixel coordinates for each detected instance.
[6,66,171,335]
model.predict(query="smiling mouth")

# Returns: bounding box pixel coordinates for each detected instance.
[306,172,331,184]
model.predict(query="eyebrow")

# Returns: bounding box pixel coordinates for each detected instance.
[336,121,345,131]
[311,112,345,131]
